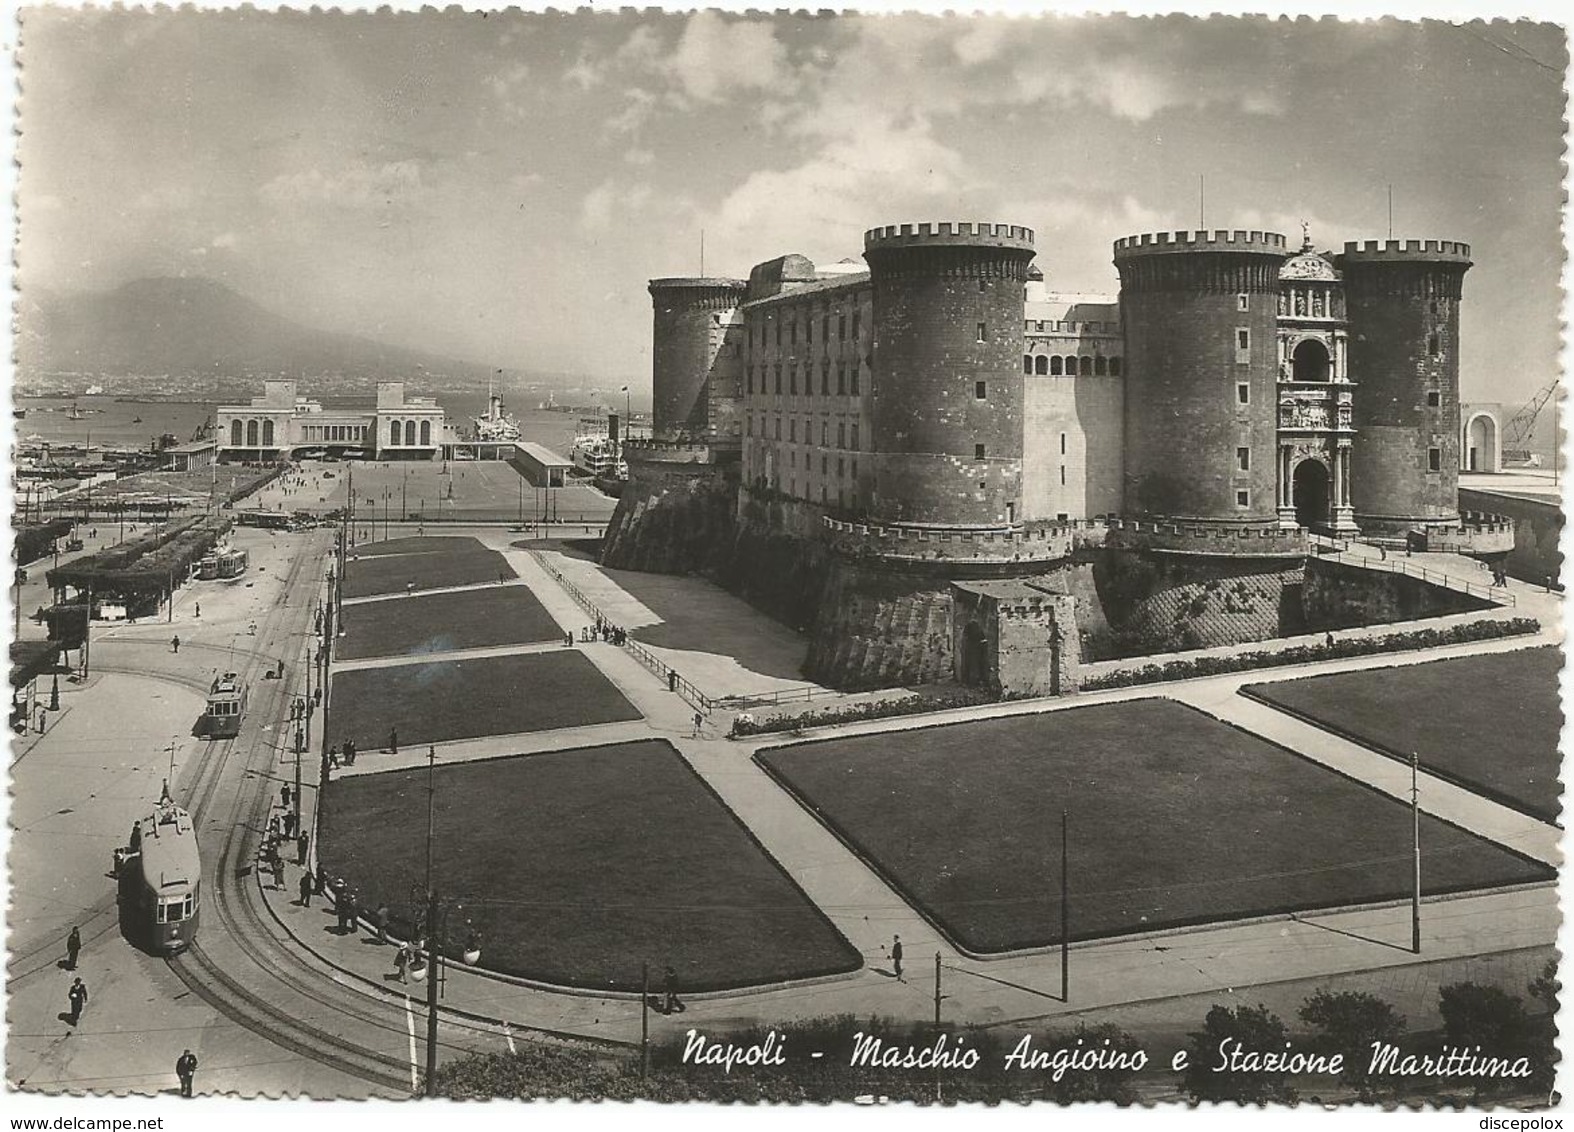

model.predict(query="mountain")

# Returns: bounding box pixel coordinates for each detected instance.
[15,276,497,384]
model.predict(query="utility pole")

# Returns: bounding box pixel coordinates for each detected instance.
[294,705,305,828]
[641,962,650,1080]
[933,953,942,1027]
[1411,752,1422,954]
[424,743,440,1096]
[1060,809,1070,1002]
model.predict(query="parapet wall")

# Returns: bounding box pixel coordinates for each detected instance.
[864,221,1034,252]
[1114,229,1289,255]
[1340,239,1472,263]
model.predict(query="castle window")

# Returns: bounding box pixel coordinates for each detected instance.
[839,314,846,339]
[790,366,798,395]
[838,457,845,477]
[821,455,827,474]
[975,443,986,460]
[1110,357,1122,377]
[850,424,860,450]
[775,320,781,348]
[975,381,987,400]
[1430,300,1440,315]
[838,422,846,448]
[976,322,987,343]
[1427,390,1441,407]
[1428,334,1440,357]
[746,415,753,437]
[851,459,858,478]
[1094,355,1108,376]
[850,367,860,395]
[1237,383,1250,405]
[1236,490,1250,507]
[1237,447,1250,472]
[790,419,797,442]
[791,322,797,348]
[822,315,829,344]
[1049,356,1062,376]
[774,417,781,440]
[1060,433,1067,455]
[1237,293,1249,312]
[1060,465,1066,485]
[1079,356,1093,376]
[1428,447,1442,472]
[979,277,987,293]
[837,365,847,395]
[790,450,796,467]
[747,367,754,395]
[1024,355,1033,375]
[1235,328,1251,363]
[821,363,830,396]
[774,365,782,395]
[821,421,828,445]
[1034,355,1047,375]
[852,311,861,339]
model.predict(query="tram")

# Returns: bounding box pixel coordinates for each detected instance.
[115,787,201,954]
[216,548,249,578]
[199,671,247,739]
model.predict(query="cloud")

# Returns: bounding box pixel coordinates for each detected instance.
[210,231,237,249]
[580,179,652,234]
[664,12,795,104]
[259,160,427,208]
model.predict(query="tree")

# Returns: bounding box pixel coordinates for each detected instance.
[1183,1003,1298,1104]
[1298,989,1406,1098]
[1438,982,1533,1099]
[1041,1023,1143,1105]
[1525,961,1561,1099]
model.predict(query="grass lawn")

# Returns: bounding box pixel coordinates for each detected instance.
[338,586,563,660]
[318,740,861,989]
[1242,647,1563,823]
[348,536,484,558]
[757,699,1553,955]
[328,650,639,749]
[343,539,515,598]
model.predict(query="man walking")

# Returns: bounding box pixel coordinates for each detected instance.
[345,738,356,766]
[296,830,310,866]
[298,870,313,907]
[171,635,180,654]
[65,925,81,971]
[663,966,684,1014]
[692,711,703,738]
[68,976,88,1025]
[281,784,292,810]
[891,935,904,982]
[271,856,285,891]
[175,1049,198,1098]
[387,728,398,756]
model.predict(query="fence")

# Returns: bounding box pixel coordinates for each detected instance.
[526,549,715,714]
[1318,547,1515,607]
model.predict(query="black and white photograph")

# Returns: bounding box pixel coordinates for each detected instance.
[4,2,1568,1120]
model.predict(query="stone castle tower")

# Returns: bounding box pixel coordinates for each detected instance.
[1113,230,1289,526]
[646,277,747,446]
[863,223,1038,528]
[1339,240,1474,535]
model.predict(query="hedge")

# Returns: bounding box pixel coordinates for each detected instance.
[731,687,1018,737]
[1080,617,1542,691]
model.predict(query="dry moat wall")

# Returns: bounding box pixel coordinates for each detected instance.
[602,471,1489,689]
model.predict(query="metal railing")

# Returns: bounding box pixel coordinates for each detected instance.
[713,684,841,710]
[526,549,714,714]
[1317,546,1516,607]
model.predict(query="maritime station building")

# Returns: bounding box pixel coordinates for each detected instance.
[215,381,445,463]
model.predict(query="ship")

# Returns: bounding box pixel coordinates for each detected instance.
[570,417,627,480]
[84,384,105,396]
[472,380,522,442]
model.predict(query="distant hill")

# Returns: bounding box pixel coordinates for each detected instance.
[15,276,500,384]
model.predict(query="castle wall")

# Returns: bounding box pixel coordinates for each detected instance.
[1022,372,1124,520]
[804,561,958,690]
[1301,555,1488,626]
[864,223,1037,526]
[648,278,747,443]
[1459,487,1563,586]
[600,451,739,575]
[1115,232,1289,525]
[1341,241,1471,533]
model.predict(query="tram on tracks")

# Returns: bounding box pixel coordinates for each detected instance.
[199,671,247,738]
[115,787,201,954]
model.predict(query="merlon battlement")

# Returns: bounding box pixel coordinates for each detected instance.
[1113,230,1288,256]
[1338,239,1472,263]
[648,277,748,292]
[863,222,1035,253]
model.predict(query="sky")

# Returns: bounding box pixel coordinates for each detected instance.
[14,9,1568,405]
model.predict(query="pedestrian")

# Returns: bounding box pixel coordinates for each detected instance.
[281,784,292,809]
[395,944,410,983]
[175,1049,198,1098]
[298,870,313,907]
[663,966,683,1014]
[406,581,415,597]
[65,925,81,971]
[668,670,678,693]
[387,728,398,756]
[344,890,359,934]
[37,708,46,734]
[296,830,310,866]
[268,814,283,841]
[692,711,703,737]
[891,934,904,981]
[1378,545,1387,561]
[328,744,340,770]
[271,856,284,890]
[1325,631,1334,648]
[565,631,573,647]
[283,811,297,839]
[68,976,88,1025]
[195,602,200,619]
[171,635,180,654]
[345,739,356,766]
[376,904,390,945]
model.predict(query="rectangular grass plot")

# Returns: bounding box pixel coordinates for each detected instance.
[328,650,640,749]
[337,586,563,660]
[758,698,1553,955]
[342,536,516,598]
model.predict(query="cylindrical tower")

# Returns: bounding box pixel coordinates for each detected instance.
[1339,239,1472,535]
[647,277,747,443]
[1114,230,1290,525]
[863,222,1037,528]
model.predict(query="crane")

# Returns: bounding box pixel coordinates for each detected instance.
[1504,379,1559,448]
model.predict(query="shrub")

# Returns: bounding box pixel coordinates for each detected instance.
[1081,617,1540,691]
[731,687,1014,737]
[1182,1003,1299,1104]
[1298,989,1406,1098]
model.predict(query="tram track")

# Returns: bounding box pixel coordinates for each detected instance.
[160,534,505,1094]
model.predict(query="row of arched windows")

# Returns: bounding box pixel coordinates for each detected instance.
[1024,354,1122,376]
[386,419,433,446]
[229,418,278,447]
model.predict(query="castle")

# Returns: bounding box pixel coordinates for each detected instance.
[604,221,1510,694]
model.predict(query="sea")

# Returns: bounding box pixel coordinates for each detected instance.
[13,391,604,456]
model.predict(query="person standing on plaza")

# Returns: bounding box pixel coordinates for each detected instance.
[65,926,81,971]
[170,635,180,654]
[68,976,88,1025]
[664,966,684,1014]
[692,711,703,738]
[387,728,398,756]
[270,855,285,891]
[891,935,904,982]
[298,870,313,907]
[345,738,356,766]
[296,830,310,866]
[175,1049,198,1098]
[281,784,292,809]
